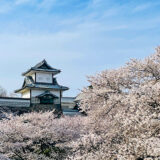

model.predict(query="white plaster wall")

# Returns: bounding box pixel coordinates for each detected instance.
[36,72,52,83]
[31,89,60,97]
[31,73,35,82]
[50,91,60,97]
[22,91,30,98]
[31,90,44,97]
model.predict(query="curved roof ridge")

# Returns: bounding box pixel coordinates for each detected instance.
[22,59,61,76]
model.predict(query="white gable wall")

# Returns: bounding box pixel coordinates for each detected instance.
[36,72,52,83]
[31,89,60,97]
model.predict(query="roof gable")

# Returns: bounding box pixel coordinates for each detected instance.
[22,76,34,87]
[22,59,61,76]
[33,59,54,70]
[36,91,58,98]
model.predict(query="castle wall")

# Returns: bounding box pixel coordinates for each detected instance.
[0,97,30,107]
[0,97,78,116]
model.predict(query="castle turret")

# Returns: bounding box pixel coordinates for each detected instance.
[15,60,69,110]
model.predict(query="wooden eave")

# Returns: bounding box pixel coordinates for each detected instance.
[22,69,61,76]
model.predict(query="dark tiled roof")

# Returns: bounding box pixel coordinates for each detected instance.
[0,97,30,100]
[22,59,61,76]
[15,75,69,93]
[33,83,68,90]
[15,83,69,93]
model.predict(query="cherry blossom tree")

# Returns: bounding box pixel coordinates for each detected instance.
[73,46,160,160]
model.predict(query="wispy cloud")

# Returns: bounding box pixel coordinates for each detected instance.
[0,0,59,14]
[133,3,152,12]
[132,2,160,13]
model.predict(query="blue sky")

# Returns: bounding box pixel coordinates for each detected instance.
[0,0,160,96]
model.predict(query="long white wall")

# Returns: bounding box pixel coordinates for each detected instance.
[36,72,53,83]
